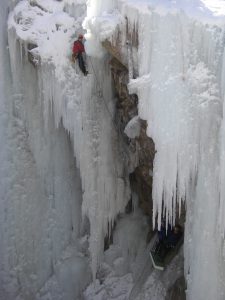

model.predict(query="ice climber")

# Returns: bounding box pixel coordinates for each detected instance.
[158,220,172,242]
[155,225,182,260]
[72,34,88,76]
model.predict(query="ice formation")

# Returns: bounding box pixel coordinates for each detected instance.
[7,0,131,288]
[85,0,225,299]
[1,0,225,299]
[1,2,92,299]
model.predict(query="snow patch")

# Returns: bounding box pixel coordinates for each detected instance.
[124,116,141,139]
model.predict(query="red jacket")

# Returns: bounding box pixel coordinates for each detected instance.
[73,40,85,54]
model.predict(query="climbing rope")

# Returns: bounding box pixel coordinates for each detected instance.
[89,57,114,122]
[88,56,133,163]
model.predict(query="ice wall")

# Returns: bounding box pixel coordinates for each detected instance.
[0,1,90,299]
[8,0,131,283]
[126,7,225,300]
[5,0,225,298]
[130,8,225,300]
[85,0,225,299]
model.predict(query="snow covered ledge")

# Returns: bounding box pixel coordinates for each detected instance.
[85,0,225,299]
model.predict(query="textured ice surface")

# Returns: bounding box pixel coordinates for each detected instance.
[85,0,225,299]
[1,1,88,299]
[3,0,225,299]
[8,0,130,286]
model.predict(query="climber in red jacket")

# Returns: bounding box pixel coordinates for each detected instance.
[72,34,88,76]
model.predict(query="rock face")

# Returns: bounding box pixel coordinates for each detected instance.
[166,277,186,300]
[27,43,38,66]
[105,40,155,225]
[102,21,156,225]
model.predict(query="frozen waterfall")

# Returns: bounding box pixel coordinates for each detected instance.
[1,0,225,299]
[85,0,225,299]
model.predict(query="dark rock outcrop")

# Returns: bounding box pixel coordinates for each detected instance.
[106,41,155,222]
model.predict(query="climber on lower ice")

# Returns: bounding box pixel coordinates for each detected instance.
[157,219,172,242]
[72,34,88,76]
[156,224,182,259]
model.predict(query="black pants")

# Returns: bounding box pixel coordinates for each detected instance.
[155,240,171,259]
[77,53,87,75]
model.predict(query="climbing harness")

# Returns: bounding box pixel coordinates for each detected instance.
[88,57,103,97]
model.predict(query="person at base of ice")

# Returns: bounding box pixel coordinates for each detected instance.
[72,34,88,76]
[157,220,172,242]
[165,225,182,248]
[155,225,182,260]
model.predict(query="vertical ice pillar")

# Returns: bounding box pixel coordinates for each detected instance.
[84,0,117,57]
